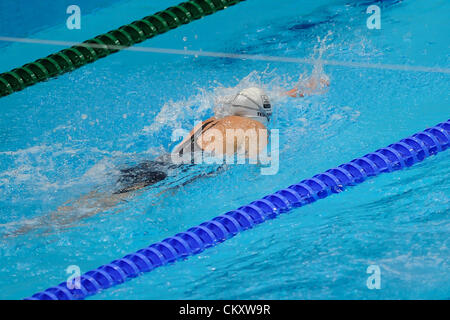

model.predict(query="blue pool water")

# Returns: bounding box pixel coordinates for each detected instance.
[0,0,449,299]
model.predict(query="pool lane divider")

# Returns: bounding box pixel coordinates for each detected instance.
[27,119,450,299]
[0,0,245,98]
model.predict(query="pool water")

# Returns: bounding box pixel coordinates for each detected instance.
[0,0,449,299]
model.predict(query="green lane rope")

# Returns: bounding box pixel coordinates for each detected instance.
[0,0,245,98]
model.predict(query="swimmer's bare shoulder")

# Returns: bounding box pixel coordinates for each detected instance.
[199,115,268,157]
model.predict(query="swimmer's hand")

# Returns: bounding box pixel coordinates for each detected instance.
[285,76,330,98]
[285,87,304,98]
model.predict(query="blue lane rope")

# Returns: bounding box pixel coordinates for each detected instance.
[27,119,450,300]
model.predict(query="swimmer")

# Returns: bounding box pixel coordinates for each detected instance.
[115,76,330,194]
[4,78,329,237]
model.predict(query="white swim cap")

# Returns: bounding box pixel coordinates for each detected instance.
[228,87,272,125]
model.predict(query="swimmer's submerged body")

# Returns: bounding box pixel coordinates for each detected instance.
[4,78,329,237]
[3,87,272,237]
